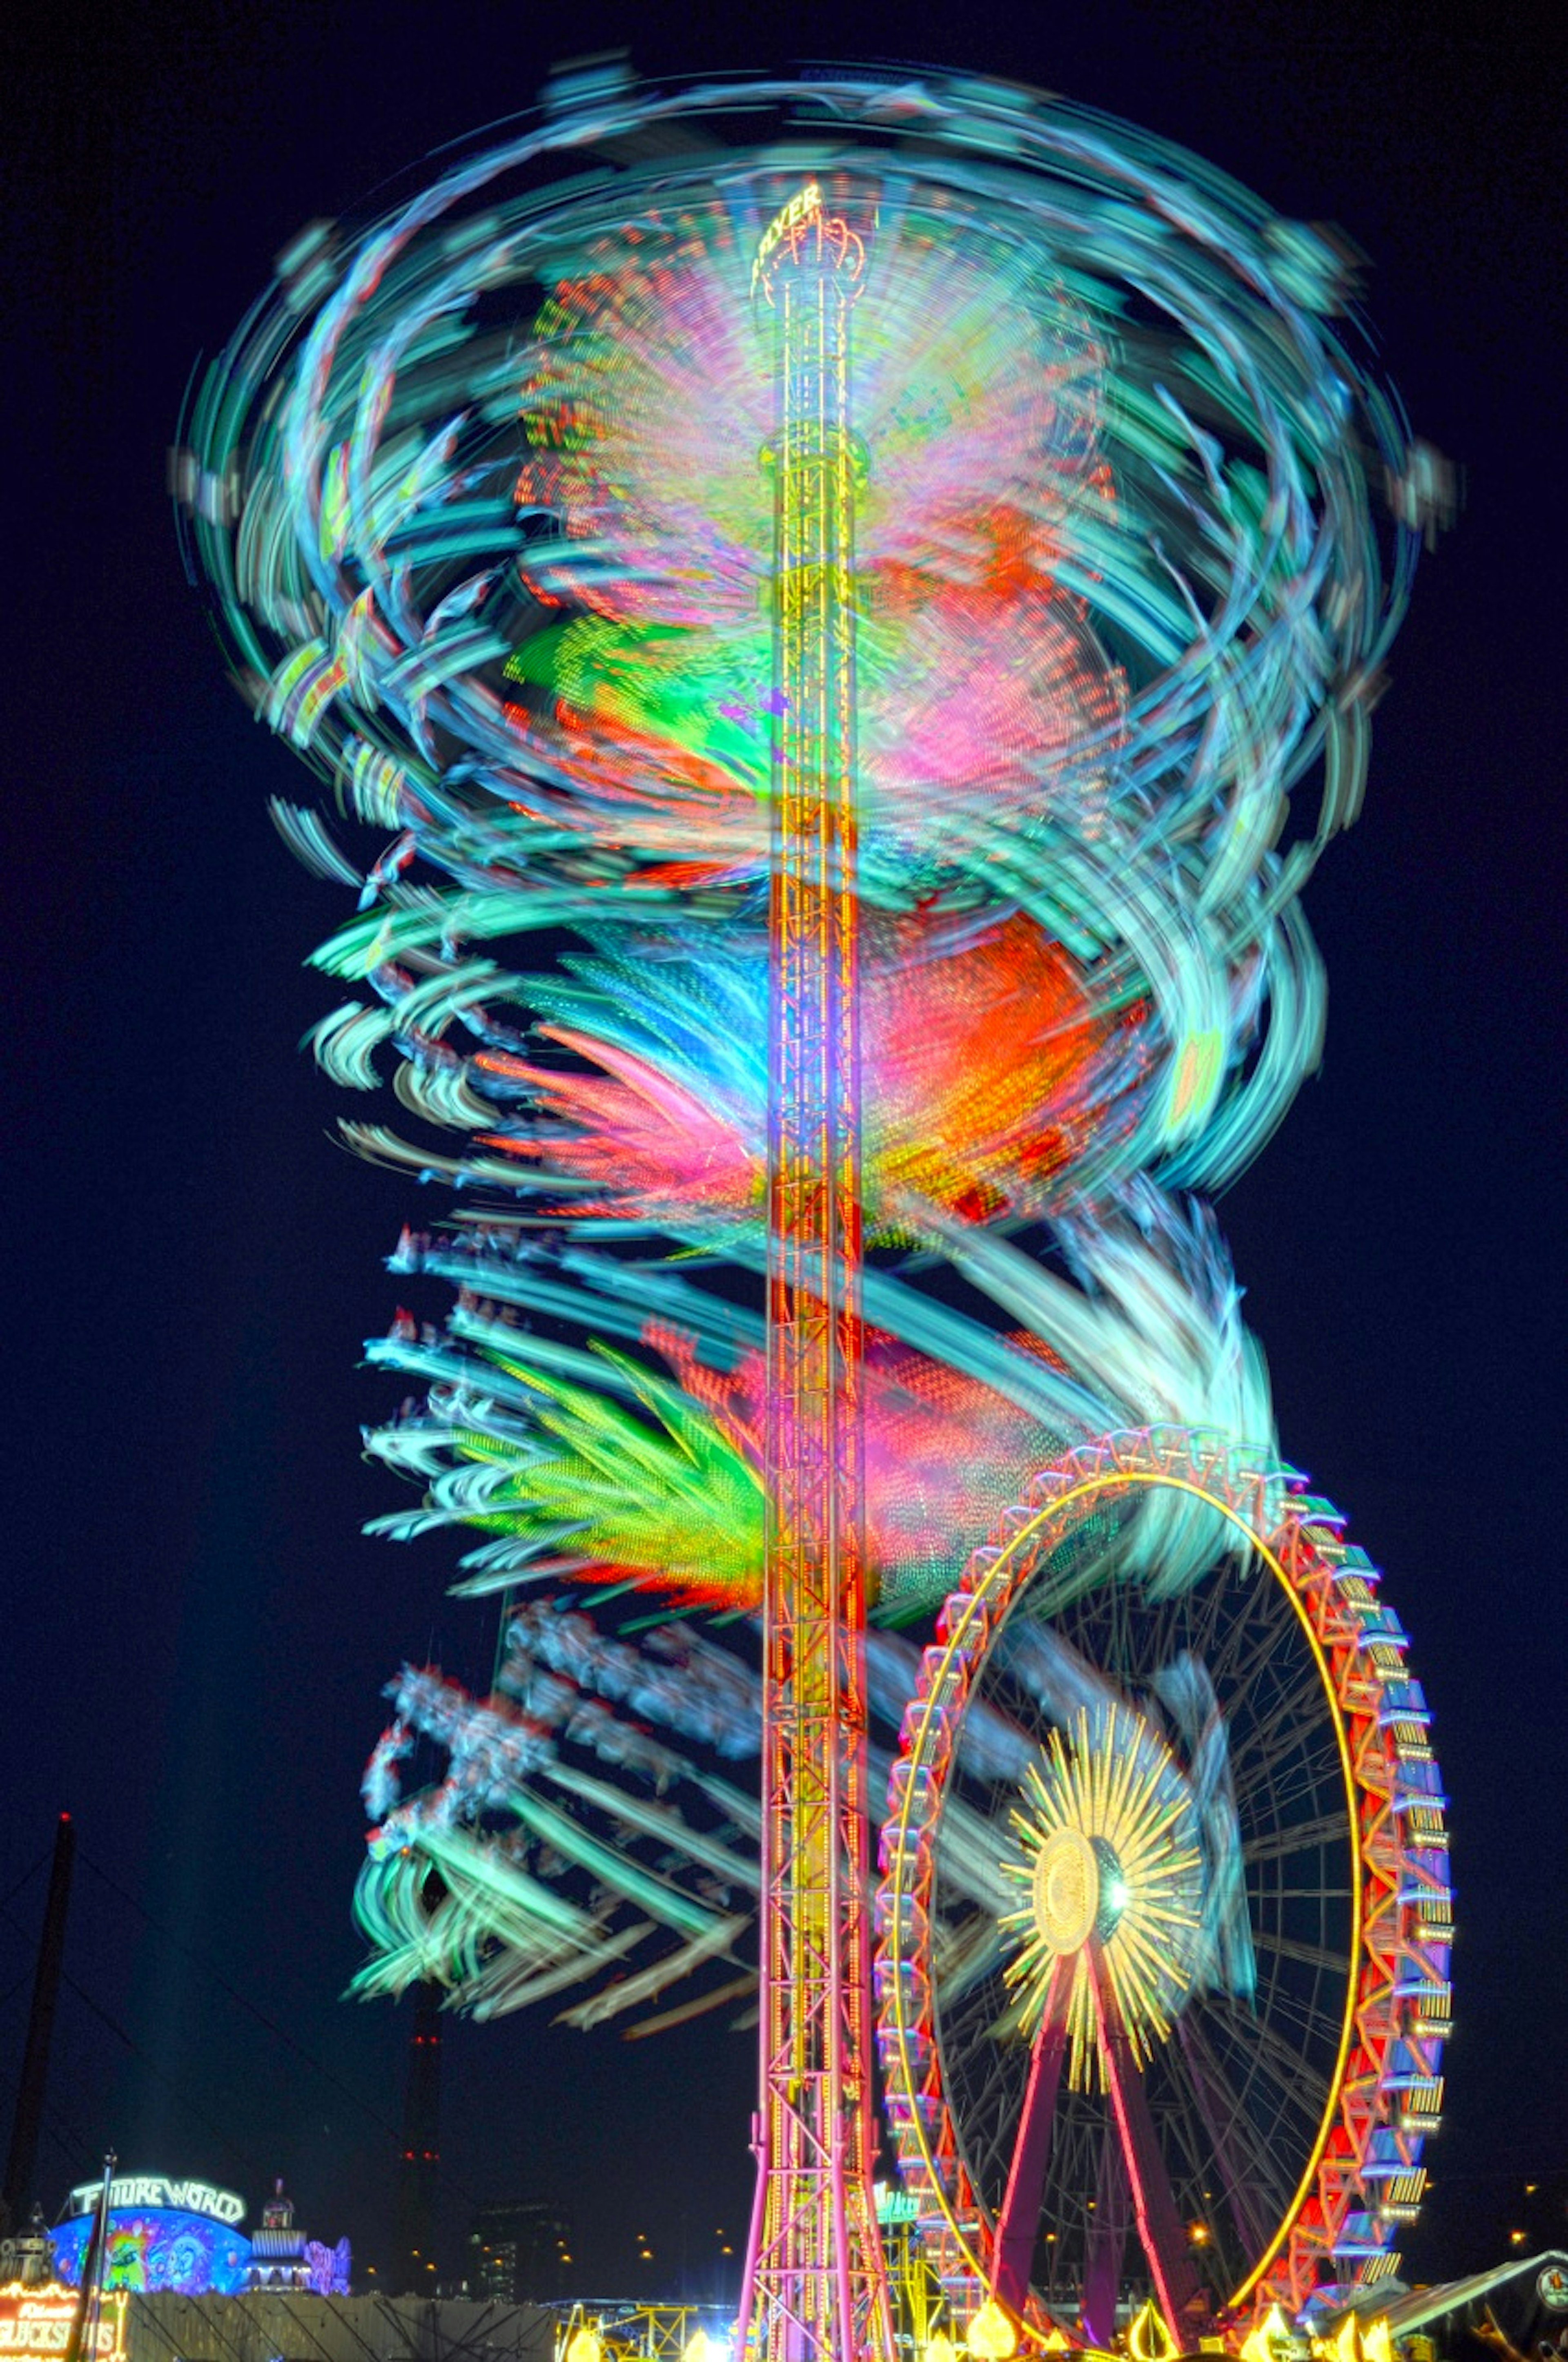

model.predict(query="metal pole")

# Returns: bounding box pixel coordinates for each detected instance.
[63,2151,114,2362]
[3,1812,76,2225]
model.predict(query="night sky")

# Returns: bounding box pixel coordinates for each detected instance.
[4,0,1565,2303]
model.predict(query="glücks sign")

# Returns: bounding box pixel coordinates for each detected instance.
[0,2293,126,2362]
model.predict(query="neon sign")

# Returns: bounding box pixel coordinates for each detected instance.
[65,2178,244,2227]
[751,181,824,294]
[0,2291,126,2362]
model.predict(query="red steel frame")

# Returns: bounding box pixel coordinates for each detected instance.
[735,184,895,2362]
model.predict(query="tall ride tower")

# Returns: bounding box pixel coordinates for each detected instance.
[739,185,893,2362]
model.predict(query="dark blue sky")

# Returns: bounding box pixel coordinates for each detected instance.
[3,0,1564,2298]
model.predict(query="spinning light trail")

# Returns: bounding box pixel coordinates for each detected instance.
[180,62,1450,2355]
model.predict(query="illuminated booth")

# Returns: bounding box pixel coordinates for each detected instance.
[245,2180,351,2295]
[51,2176,350,2300]
[51,2176,250,2298]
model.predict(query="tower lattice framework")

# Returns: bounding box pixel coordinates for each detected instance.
[737,183,895,2362]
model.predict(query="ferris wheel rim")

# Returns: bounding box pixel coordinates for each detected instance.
[873,1425,1446,2331]
[934,1465,1359,2315]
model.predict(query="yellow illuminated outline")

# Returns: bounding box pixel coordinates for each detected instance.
[752,181,824,296]
[884,1462,1363,2312]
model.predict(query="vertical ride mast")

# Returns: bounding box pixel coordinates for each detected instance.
[740,181,893,2362]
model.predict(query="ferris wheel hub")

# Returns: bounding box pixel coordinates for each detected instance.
[1030,1827,1100,1956]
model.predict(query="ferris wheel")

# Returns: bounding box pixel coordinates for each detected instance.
[874,1426,1450,2345]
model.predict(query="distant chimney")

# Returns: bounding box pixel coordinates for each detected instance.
[394,1985,442,2293]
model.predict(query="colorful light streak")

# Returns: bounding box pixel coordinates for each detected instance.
[177,62,1449,2348]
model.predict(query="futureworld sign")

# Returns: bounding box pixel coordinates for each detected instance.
[65,2176,245,2226]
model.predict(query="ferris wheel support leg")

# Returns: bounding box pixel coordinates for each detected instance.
[991,1967,1070,2316]
[1097,1989,1202,2341]
[1082,2121,1130,2349]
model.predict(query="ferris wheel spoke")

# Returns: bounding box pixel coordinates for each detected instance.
[1260,1983,1351,2064]
[1237,1737,1336,1830]
[1204,1991,1334,2129]
[1229,1664,1339,1784]
[1243,1809,1350,1865]
[1177,1575,1263,1698]
[1146,2072,1223,2243]
[1244,1967,1347,2073]
[1236,1928,1336,2031]
[1152,1561,1276,1707]
[1238,1786,1345,1855]
[945,2015,1033,2185]
[1235,1731,1349,1823]
[1248,1927,1351,1978]
[1175,2014,1295,2256]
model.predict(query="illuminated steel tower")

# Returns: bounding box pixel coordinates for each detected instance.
[737,184,894,2362]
